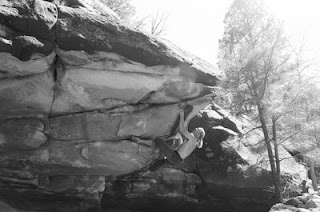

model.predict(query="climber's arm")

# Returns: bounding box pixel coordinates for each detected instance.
[196,139,203,148]
[166,132,182,141]
[178,111,194,141]
[178,111,187,134]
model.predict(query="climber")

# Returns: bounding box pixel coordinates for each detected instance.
[157,110,205,163]
[133,110,205,165]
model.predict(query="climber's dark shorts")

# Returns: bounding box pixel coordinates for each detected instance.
[154,137,182,165]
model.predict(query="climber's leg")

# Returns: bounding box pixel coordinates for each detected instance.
[154,137,182,164]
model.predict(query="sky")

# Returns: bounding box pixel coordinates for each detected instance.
[132,0,232,64]
[132,0,320,75]
[267,0,320,68]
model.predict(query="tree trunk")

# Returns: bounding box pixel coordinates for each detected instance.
[272,117,283,202]
[309,160,319,191]
[258,106,282,202]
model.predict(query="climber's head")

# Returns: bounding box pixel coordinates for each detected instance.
[192,127,205,142]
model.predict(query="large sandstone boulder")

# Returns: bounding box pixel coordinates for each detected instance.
[0,0,222,211]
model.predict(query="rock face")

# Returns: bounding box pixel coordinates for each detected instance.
[0,0,306,211]
[0,0,220,211]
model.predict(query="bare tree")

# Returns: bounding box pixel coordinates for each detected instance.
[150,11,168,36]
[309,159,319,191]
[133,11,169,36]
[101,0,168,37]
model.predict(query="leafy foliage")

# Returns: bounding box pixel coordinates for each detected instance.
[280,82,320,151]
[218,0,312,202]
[101,0,136,22]
[218,0,301,116]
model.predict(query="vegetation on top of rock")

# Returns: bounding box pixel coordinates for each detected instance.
[100,0,169,36]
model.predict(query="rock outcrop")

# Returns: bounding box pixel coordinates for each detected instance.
[0,0,307,211]
[0,0,221,211]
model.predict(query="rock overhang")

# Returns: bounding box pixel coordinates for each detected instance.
[0,0,222,83]
[0,0,221,179]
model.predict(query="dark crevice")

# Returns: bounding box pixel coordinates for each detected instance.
[73,139,153,151]
[48,108,113,119]
[138,89,157,103]
[52,56,58,82]
[0,70,9,74]
[49,137,116,143]
[0,71,49,81]
[115,115,123,138]
[47,51,59,137]
[0,116,45,123]
[45,1,58,139]
[47,101,179,119]
[48,103,149,118]
[0,177,38,188]
[47,93,212,120]
[72,66,177,77]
